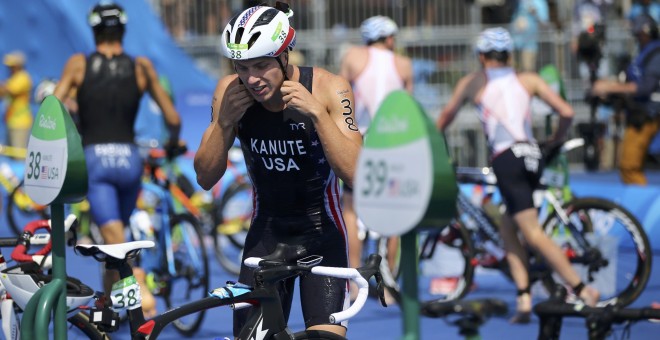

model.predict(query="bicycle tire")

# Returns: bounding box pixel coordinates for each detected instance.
[541,197,652,307]
[378,220,476,308]
[162,213,209,336]
[68,311,110,339]
[211,181,252,276]
[292,329,347,339]
[7,180,49,236]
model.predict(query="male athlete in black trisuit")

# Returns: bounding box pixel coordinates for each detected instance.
[194,4,362,338]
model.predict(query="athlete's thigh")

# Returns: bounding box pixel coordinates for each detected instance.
[233,221,297,336]
[299,231,348,329]
[86,178,121,227]
[111,147,143,224]
[492,148,535,215]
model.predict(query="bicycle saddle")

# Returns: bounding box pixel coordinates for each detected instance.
[256,243,310,267]
[75,240,155,261]
[0,261,94,311]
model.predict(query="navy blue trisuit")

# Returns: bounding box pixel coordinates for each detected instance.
[233,66,350,334]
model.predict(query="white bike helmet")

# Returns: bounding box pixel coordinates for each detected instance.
[221,5,296,60]
[34,78,57,104]
[0,262,94,315]
[475,27,513,53]
[360,16,398,44]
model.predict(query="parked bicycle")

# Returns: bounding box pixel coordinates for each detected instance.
[129,144,210,336]
[534,285,660,340]
[134,139,252,277]
[74,241,386,339]
[375,138,652,309]
[0,215,105,339]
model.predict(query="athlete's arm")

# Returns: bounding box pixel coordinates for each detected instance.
[194,75,253,190]
[281,68,363,187]
[591,80,637,97]
[137,57,181,145]
[339,47,357,82]
[436,73,475,131]
[53,54,85,101]
[396,55,414,94]
[522,72,575,141]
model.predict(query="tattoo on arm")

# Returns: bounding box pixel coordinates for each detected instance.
[341,98,358,131]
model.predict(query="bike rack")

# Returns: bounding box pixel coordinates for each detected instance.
[354,91,458,339]
[21,96,88,340]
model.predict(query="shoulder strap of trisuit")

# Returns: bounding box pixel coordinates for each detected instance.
[298,66,313,94]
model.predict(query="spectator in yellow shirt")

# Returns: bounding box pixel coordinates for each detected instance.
[0,51,33,151]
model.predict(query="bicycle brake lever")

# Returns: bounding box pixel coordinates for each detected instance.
[357,254,387,307]
[375,272,387,307]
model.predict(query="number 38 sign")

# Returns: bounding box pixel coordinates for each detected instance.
[24,96,87,205]
[354,91,457,236]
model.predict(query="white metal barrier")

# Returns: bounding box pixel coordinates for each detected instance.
[149,0,636,169]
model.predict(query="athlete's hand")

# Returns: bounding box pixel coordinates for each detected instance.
[590,79,613,98]
[219,83,254,127]
[281,80,324,118]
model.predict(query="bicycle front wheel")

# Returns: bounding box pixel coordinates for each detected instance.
[162,213,209,336]
[542,197,652,307]
[211,181,252,276]
[378,220,475,309]
[7,180,49,236]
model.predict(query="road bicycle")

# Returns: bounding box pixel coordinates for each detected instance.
[534,284,660,340]
[128,144,210,336]
[375,138,652,309]
[0,215,105,339]
[134,140,252,277]
[74,241,386,339]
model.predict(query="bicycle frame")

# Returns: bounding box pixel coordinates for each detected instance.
[80,243,380,340]
[143,153,201,218]
[138,149,206,277]
[139,275,296,339]
[456,165,606,280]
[139,180,204,281]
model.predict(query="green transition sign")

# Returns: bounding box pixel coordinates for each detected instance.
[24,95,87,205]
[355,90,458,236]
[21,95,88,340]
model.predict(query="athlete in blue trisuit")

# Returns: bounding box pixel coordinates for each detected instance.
[194,3,362,338]
[53,2,181,318]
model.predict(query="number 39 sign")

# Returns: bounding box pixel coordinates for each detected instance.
[354,91,457,236]
[24,96,87,205]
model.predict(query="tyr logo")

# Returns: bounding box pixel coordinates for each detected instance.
[290,123,305,130]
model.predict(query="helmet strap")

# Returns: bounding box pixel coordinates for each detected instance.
[276,52,289,81]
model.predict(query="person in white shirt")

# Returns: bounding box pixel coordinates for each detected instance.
[437,27,599,324]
